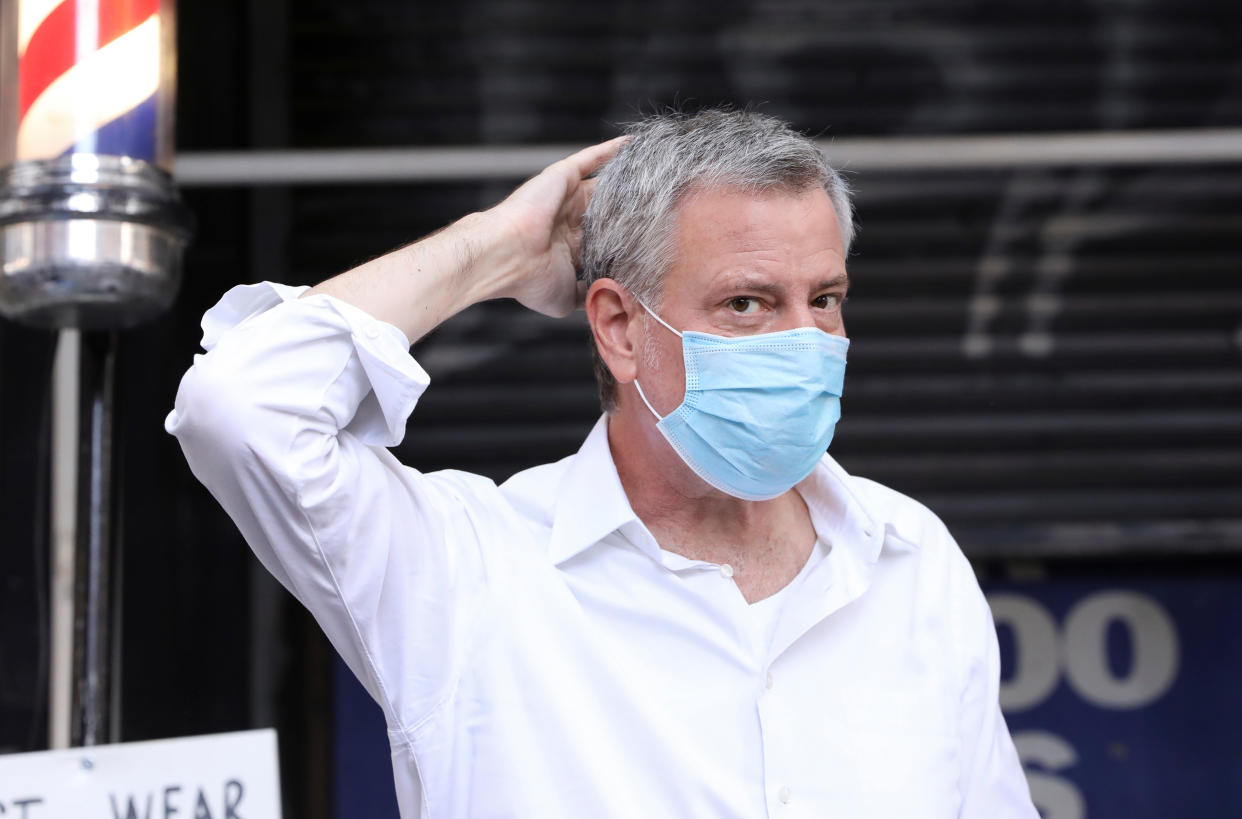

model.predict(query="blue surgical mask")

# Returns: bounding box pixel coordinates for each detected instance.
[633,303,849,501]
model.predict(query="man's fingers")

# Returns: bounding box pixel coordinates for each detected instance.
[565,135,630,179]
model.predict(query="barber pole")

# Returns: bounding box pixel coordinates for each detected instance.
[17,0,165,164]
[1,0,192,751]
[2,0,190,327]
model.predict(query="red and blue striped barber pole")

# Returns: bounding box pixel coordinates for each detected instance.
[0,0,188,329]
[17,0,165,165]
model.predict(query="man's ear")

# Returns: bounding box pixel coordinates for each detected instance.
[585,279,639,385]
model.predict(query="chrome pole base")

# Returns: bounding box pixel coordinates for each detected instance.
[0,154,194,329]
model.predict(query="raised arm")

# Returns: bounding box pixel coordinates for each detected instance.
[305,136,626,341]
[166,138,624,744]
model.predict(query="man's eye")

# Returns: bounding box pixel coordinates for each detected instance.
[814,294,843,310]
[728,297,760,314]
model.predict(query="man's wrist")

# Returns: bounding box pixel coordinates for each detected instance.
[437,210,525,306]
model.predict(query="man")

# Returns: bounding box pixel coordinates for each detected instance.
[168,110,1036,818]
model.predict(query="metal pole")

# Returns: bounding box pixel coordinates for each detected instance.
[170,128,1242,187]
[69,330,120,747]
[48,328,79,749]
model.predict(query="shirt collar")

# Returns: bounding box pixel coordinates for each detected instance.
[797,455,887,565]
[547,416,643,565]
[547,415,890,566]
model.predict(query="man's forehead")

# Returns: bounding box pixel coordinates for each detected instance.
[660,185,847,293]
[671,186,843,245]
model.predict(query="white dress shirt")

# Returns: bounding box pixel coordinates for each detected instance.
[167,283,1036,819]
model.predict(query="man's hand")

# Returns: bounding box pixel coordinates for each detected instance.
[306,137,627,342]
[488,137,628,318]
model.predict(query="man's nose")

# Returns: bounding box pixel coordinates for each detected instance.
[777,303,819,331]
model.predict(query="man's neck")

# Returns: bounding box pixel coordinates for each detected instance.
[607,408,817,602]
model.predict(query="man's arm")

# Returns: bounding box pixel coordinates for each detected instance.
[304,137,626,342]
[167,138,624,734]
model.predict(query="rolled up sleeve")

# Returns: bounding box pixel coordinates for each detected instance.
[166,282,500,734]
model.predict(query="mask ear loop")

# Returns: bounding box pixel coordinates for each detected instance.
[636,299,682,338]
[633,299,682,422]
[633,380,663,421]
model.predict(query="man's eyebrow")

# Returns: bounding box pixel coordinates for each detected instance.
[715,274,851,294]
[724,277,783,295]
[817,275,850,290]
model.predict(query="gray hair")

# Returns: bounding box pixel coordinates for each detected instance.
[580,108,855,412]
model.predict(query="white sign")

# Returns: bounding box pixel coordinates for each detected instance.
[0,729,281,819]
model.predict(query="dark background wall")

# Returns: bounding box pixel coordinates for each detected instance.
[2,0,1240,816]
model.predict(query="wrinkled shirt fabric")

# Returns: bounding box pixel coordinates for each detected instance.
[166,283,1037,819]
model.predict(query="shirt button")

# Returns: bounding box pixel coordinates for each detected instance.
[778,785,792,804]
[365,324,381,339]
[720,563,734,579]
[765,672,774,690]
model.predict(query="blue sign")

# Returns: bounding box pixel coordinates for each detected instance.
[988,574,1242,818]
